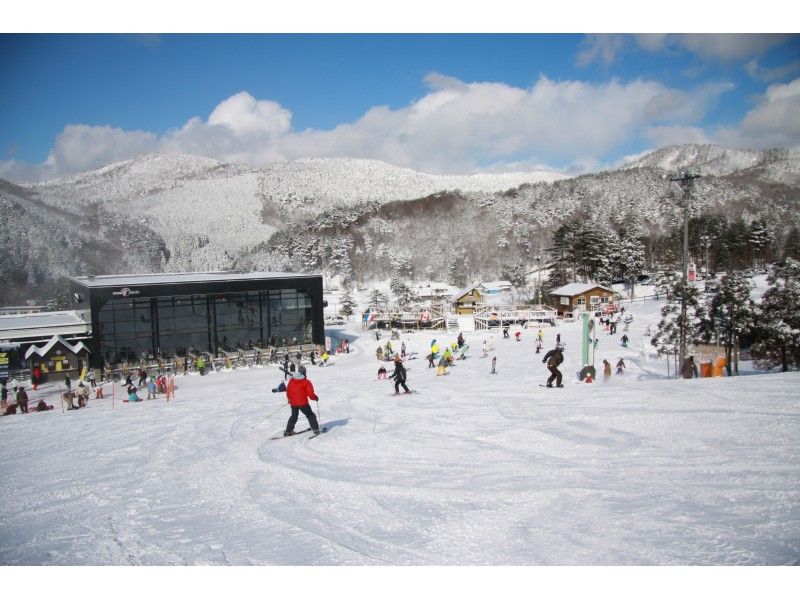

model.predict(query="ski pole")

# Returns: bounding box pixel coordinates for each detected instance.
[315,398,321,425]
[251,402,287,429]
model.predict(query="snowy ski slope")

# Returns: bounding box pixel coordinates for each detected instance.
[0,299,798,565]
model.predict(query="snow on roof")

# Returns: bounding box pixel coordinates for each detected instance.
[24,335,90,360]
[0,310,87,331]
[451,285,484,303]
[548,283,614,297]
[482,280,512,287]
[71,271,320,288]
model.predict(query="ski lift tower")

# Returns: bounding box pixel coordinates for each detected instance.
[669,170,701,372]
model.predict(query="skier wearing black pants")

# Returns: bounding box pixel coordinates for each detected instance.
[542,346,564,388]
[389,355,410,394]
[284,366,320,436]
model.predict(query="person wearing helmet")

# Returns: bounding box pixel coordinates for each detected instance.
[283,365,320,436]
[389,354,410,394]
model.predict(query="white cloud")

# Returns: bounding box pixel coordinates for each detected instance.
[745,59,800,83]
[577,34,794,67]
[207,91,292,136]
[714,77,800,149]
[3,74,793,182]
[575,34,626,68]
[12,124,159,181]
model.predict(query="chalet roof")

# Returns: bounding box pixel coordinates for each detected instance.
[24,335,90,360]
[451,285,484,303]
[548,283,614,297]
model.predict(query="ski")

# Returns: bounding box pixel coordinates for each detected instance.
[538,384,564,388]
[270,427,311,440]
[390,390,418,395]
[308,427,329,438]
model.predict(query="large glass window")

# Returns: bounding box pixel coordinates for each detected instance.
[214,292,262,351]
[96,297,154,363]
[157,294,211,356]
[266,289,312,346]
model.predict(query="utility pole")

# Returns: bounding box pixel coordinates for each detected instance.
[669,171,700,372]
[536,255,542,306]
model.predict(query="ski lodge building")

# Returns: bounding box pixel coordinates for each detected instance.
[69,271,325,369]
[548,283,616,316]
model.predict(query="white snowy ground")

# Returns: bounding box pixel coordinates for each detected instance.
[1,299,799,565]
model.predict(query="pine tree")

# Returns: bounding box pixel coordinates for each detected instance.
[368,289,388,310]
[393,283,418,308]
[747,219,772,269]
[500,263,528,289]
[339,286,357,321]
[751,258,800,372]
[651,271,706,362]
[446,248,469,288]
[783,226,800,260]
[701,271,756,375]
[548,222,579,287]
[617,228,646,299]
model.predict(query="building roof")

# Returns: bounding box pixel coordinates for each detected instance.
[24,335,90,360]
[70,271,319,288]
[481,280,512,289]
[0,310,88,331]
[548,283,614,297]
[451,285,484,303]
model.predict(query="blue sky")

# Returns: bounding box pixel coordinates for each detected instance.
[1,30,799,181]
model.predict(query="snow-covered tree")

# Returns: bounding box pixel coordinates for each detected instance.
[368,288,388,310]
[747,219,772,268]
[701,271,756,375]
[339,286,357,320]
[751,258,800,372]
[500,263,528,289]
[783,226,800,260]
[651,271,706,362]
[617,228,646,299]
[393,282,418,308]
[447,247,469,288]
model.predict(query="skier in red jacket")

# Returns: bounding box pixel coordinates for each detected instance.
[284,366,320,436]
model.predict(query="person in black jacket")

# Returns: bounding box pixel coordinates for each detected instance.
[389,355,410,394]
[542,346,564,388]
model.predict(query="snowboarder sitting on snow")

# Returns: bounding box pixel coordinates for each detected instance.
[542,346,564,388]
[616,358,626,374]
[389,355,410,394]
[36,400,54,412]
[127,384,140,402]
[271,381,287,393]
[284,365,320,436]
[377,366,387,379]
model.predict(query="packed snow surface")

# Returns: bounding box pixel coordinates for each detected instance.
[1,299,799,565]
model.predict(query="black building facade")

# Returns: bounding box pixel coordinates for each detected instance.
[69,272,325,367]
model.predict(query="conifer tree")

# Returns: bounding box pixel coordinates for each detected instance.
[701,271,755,375]
[651,271,706,362]
[339,286,357,321]
[751,258,800,372]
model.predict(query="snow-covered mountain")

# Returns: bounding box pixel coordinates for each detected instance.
[1,145,799,304]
